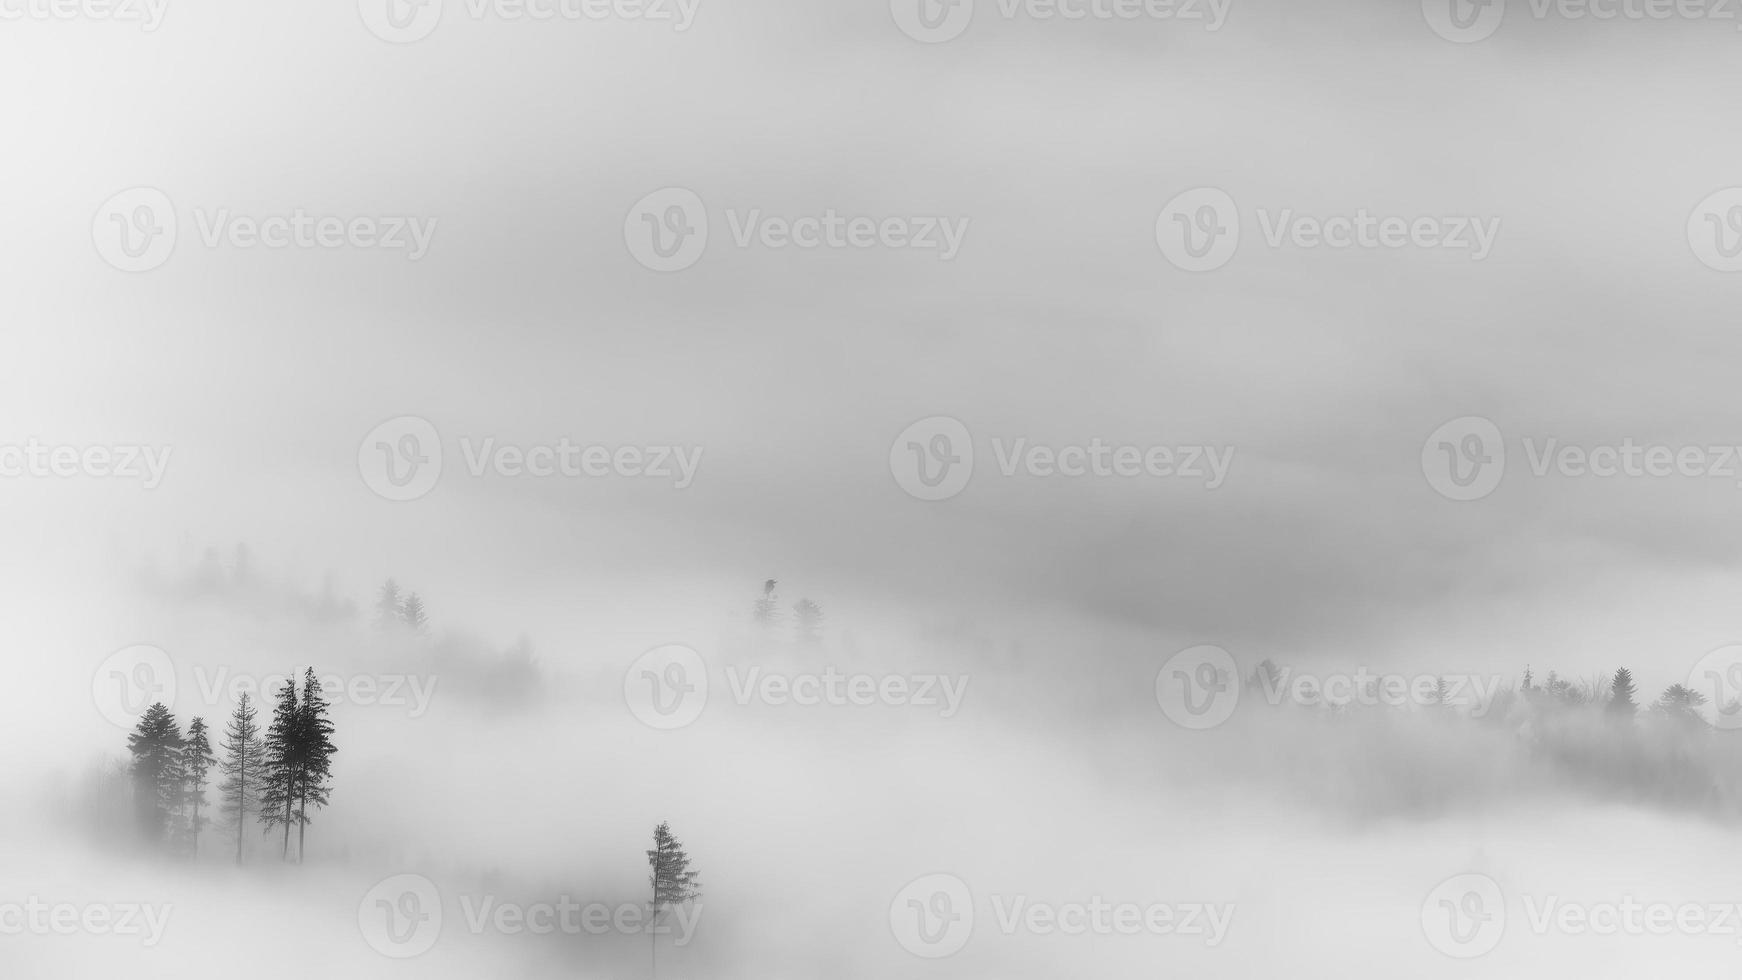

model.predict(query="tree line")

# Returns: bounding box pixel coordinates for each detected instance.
[124,667,338,863]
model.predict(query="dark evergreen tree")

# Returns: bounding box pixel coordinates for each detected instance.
[218,693,264,865]
[401,592,428,634]
[646,822,701,978]
[294,668,338,863]
[258,674,303,860]
[179,716,216,857]
[126,702,185,845]
[1608,667,1638,721]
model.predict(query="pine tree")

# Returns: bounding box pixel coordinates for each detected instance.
[646,822,701,979]
[294,668,338,863]
[258,674,303,860]
[126,702,185,845]
[180,716,216,857]
[218,693,265,865]
[791,598,823,645]
[1608,667,1638,721]
[401,592,428,634]
[374,579,403,630]
[752,580,779,629]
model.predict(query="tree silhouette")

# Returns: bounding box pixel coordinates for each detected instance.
[1608,667,1638,721]
[259,674,303,860]
[218,693,264,865]
[792,598,823,645]
[179,716,216,857]
[126,702,184,845]
[374,579,403,630]
[402,592,429,634]
[295,668,338,863]
[646,822,702,979]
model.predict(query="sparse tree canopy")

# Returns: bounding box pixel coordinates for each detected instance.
[218,693,265,865]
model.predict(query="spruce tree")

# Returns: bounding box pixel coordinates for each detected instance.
[259,674,303,860]
[126,702,185,845]
[752,580,779,629]
[791,599,823,646]
[401,593,428,634]
[374,579,403,630]
[646,822,701,978]
[1608,667,1638,721]
[180,716,216,857]
[294,668,338,863]
[218,693,265,864]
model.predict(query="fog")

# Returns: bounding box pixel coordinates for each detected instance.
[8,0,1742,976]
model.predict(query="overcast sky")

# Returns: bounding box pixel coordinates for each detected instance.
[5,0,1742,697]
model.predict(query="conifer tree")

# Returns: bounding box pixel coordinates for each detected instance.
[791,598,823,646]
[646,822,701,978]
[259,674,303,860]
[1608,667,1639,721]
[752,580,779,629]
[374,579,403,630]
[218,693,265,864]
[294,668,338,863]
[401,592,428,634]
[126,702,185,845]
[180,716,216,857]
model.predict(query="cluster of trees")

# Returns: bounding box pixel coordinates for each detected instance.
[375,578,429,634]
[124,668,338,863]
[751,579,824,644]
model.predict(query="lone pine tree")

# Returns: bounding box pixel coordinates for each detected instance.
[218,693,265,865]
[126,702,185,845]
[259,674,303,860]
[646,822,701,979]
[294,668,338,863]
[180,716,216,857]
